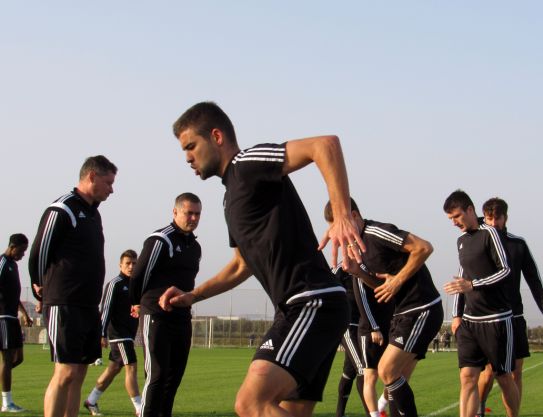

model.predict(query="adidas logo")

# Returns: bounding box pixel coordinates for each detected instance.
[394,336,404,345]
[176,245,182,252]
[260,339,274,350]
[78,211,86,218]
[123,286,128,291]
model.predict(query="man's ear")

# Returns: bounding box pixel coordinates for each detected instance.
[211,128,224,145]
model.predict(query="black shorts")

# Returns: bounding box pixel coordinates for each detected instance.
[389,302,443,360]
[457,317,515,376]
[341,324,364,376]
[359,330,387,369]
[0,318,22,350]
[513,316,529,359]
[109,340,137,366]
[253,292,349,401]
[44,304,102,364]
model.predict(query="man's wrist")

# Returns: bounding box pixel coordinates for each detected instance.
[192,289,206,303]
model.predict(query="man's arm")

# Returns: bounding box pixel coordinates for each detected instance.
[18,301,32,327]
[159,248,252,310]
[521,241,543,314]
[472,226,510,288]
[283,136,364,268]
[342,261,383,289]
[352,277,381,332]
[129,236,166,305]
[28,207,69,300]
[100,280,115,338]
[374,233,433,303]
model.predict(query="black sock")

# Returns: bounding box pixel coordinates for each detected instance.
[336,374,354,417]
[476,399,486,417]
[386,376,418,417]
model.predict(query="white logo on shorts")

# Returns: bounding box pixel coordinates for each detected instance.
[394,336,404,345]
[260,339,274,350]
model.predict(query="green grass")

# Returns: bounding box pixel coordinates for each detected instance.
[7,345,543,416]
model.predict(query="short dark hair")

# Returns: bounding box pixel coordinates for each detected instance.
[172,102,237,144]
[80,155,118,180]
[324,198,360,222]
[482,197,508,218]
[175,192,201,207]
[9,233,28,247]
[120,249,137,261]
[443,190,474,213]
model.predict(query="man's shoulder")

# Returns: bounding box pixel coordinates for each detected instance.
[149,224,176,239]
[505,231,526,243]
[364,219,405,244]
[230,143,285,167]
[107,275,125,287]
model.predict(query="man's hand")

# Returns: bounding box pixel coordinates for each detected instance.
[130,305,140,318]
[33,284,43,297]
[101,337,108,348]
[451,317,462,335]
[319,214,365,269]
[22,315,33,327]
[371,330,384,346]
[374,273,401,303]
[444,276,474,295]
[35,301,42,314]
[159,286,195,311]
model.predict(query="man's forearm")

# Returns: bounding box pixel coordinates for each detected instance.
[192,251,252,302]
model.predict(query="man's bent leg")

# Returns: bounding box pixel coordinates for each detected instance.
[124,363,140,398]
[512,358,523,404]
[476,363,493,416]
[281,400,316,417]
[363,368,379,414]
[459,367,480,417]
[495,372,519,417]
[96,361,122,392]
[0,350,14,392]
[378,345,418,417]
[235,360,301,417]
[44,363,88,417]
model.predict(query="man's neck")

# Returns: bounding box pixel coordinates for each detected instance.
[75,186,94,206]
[218,145,241,178]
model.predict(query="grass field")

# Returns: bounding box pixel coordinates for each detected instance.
[7,345,543,416]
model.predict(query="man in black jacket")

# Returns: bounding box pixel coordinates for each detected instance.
[29,155,117,417]
[443,190,519,417]
[84,250,141,416]
[130,193,202,417]
[476,197,543,417]
[0,234,32,413]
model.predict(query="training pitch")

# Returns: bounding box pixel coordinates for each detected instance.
[8,345,543,416]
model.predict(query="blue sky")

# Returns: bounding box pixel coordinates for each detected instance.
[1,2,541,325]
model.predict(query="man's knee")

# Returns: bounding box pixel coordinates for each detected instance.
[364,369,378,386]
[495,372,515,389]
[234,389,260,417]
[53,364,87,386]
[460,368,480,390]
[378,362,397,385]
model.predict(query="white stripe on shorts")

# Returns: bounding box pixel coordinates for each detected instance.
[404,310,429,352]
[276,298,322,367]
